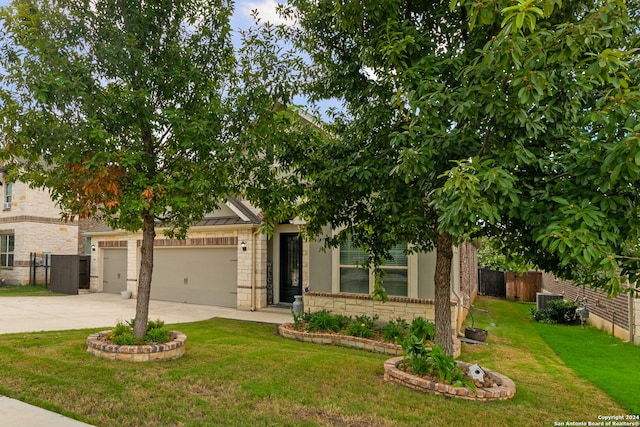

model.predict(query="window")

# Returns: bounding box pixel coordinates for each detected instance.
[338,238,409,296]
[85,237,92,255]
[0,234,15,267]
[5,182,12,203]
[3,182,12,210]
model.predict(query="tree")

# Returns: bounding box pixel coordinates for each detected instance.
[255,0,639,355]
[0,0,292,339]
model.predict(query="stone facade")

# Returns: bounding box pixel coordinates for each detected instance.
[0,180,81,285]
[303,291,459,333]
[89,224,267,309]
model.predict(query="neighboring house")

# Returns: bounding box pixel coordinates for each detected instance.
[0,170,87,285]
[85,197,479,335]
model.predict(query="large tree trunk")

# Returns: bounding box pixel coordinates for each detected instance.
[434,231,454,356]
[134,211,156,339]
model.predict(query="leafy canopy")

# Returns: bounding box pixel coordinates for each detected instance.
[0,0,242,236]
[261,0,640,297]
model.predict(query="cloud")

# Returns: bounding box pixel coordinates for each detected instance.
[238,0,295,26]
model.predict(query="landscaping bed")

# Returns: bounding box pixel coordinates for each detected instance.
[86,330,187,362]
[384,357,516,401]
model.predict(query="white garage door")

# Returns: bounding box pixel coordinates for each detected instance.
[102,249,127,294]
[150,248,238,307]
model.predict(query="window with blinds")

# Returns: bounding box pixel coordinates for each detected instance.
[339,239,408,296]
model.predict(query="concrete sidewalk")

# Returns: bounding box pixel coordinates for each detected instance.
[0,292,292,426]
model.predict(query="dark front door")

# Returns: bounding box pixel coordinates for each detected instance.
[280,233,302,303]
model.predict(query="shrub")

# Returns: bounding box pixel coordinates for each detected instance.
[381,317,409,343]
[145,327,170,343]
[306,310,350,333]
[402,334,431,376]
[345,314,378,339]
[409,317,435,342]
[108,319,171,345]
[531,300,579,324]
[401,338,476,391]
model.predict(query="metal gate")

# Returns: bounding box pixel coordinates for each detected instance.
[478,268,506,298]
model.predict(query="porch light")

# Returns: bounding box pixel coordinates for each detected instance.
[240,241,247,252]
[91,245,96,252]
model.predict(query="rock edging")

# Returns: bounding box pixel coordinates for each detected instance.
[383,356,516,401]
[86,330,187,362]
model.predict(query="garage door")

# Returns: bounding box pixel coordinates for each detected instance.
[103,249,127,294]
[150,248,238,307]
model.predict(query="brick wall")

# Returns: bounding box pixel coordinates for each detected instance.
[541,271,633,341]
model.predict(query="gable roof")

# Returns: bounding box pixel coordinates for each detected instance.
[85,198,263,235]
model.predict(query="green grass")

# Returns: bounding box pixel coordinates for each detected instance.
[0,284,63,296]
[517,303,640,414]
[0,297,636,426]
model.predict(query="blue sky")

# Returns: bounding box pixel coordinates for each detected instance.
[0,0,285,31]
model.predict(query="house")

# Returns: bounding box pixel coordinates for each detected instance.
[85,197,479,335]
[0,169,89,285]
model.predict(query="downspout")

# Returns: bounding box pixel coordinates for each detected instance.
[451,288,464,336]
[629,292,635,344]
[250,228,260,312]
[451,246,463,336]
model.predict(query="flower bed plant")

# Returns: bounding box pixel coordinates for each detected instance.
[108,319,171,345]
[86,319,186,362]
[293,309,436,344]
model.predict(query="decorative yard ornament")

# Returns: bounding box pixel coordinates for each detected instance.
[468,364,486,384]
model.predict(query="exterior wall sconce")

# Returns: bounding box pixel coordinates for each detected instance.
[240,241,247,252]
[91,245,96,252]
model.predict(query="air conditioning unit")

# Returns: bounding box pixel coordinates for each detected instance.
[2,202,11,210]
[536,293,564,310]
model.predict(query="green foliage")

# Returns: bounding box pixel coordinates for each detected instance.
[531,300,579,324]
[401,334,431,376]
[247,0,640,354]
[305,310,350,333]
[401,337,476,392]
[145,327,170,344]
[409,317,435,342]
[380,317,409,343]
[344,314,378,339]
[108,319,171,345]
[477,236,535,273]
[0,0,306,339]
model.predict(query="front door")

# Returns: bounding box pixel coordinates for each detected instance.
[280,233,302,303]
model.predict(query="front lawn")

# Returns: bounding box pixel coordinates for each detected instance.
[522,303,640,414]
[0,296,633,426]
[0,284,62,296]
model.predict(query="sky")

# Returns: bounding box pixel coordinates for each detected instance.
[0,0,286,30]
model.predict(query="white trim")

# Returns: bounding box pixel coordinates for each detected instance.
[331,237,416,298]
[225,201,251,222]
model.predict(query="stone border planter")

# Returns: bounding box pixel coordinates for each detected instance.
[278,324,462,357]
[86,330,186,362]
[383,356,516,401]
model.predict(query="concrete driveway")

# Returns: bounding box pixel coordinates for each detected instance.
[0,292,291,334]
